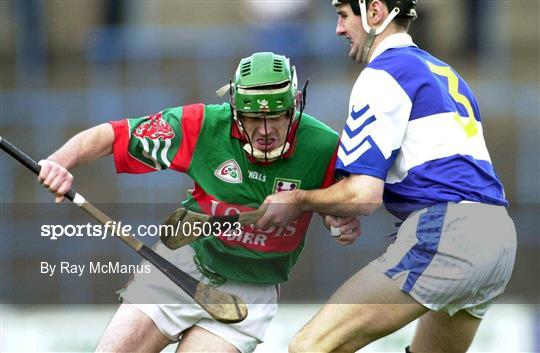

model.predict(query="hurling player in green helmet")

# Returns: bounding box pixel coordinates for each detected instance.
[37,51,361,353]
[219,52,306,162]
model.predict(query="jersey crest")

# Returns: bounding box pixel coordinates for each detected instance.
[214,159,243,184]
[133,112,175,141]
[273,178,301,192]
[131,112,175,170]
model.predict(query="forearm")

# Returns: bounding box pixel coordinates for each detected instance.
[297,175,384,216]
[47,123,114,169]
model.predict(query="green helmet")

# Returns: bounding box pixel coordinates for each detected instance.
[233,52,298,115]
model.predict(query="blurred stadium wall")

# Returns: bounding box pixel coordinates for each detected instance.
[1,1,538,352]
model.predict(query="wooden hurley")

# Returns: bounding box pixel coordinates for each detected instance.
[0,136,248,324]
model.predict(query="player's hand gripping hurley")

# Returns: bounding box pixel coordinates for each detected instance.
[0,136,248,324]
[161,207,264,250]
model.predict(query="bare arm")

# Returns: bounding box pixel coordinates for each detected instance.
[47,123,114,169]
[38,123,114,202]
[297,174,384,216]
[256,174,384,228]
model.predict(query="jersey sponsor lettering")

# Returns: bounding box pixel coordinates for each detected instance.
[194,194,309,253]
[248,170,266,182]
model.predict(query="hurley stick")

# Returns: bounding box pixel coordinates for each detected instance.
[0,136,248,324]
[161,207,264,250]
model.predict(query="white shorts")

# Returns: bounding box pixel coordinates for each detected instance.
[120,243,278,353]
[370,203,516,318]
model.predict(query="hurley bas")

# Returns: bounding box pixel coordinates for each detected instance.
[41,261,151,277]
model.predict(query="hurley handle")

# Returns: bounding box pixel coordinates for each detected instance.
[0,136,77,202]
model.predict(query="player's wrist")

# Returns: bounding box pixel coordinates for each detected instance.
[294,189,309,212]
[46,155,61,165]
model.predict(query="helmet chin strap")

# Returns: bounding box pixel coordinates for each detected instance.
[360,28,377,63]
[243,142,290,162]
[358,0,401,63]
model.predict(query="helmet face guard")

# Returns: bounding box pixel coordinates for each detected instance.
[228,52,306,162]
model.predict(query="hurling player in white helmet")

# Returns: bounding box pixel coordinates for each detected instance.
[256,1,516,352]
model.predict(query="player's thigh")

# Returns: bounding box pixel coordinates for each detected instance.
[176,326,240,353]
[290,265,428,353]
[410,309,481,353]
[95,303,171,353]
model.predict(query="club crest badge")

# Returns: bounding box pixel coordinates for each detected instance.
[131,112,175,170]
[273,178,301,193]
[257,99,270,112]
[133,112,175,141]
[214,160,243,184]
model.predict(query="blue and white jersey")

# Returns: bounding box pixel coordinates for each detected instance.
[336,34,507,219]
